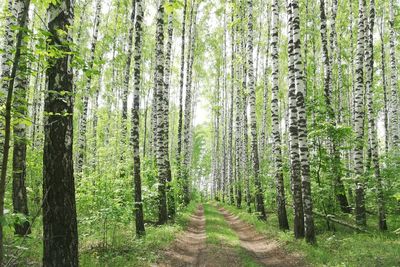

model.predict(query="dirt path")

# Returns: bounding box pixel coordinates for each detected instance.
[218,207,306,267]
[157,205,207,267]
[157,204,306,267]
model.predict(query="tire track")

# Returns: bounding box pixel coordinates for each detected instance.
[218,207,306,267]
[157,205,206,267]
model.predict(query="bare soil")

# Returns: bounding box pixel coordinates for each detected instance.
[156,205,306,267]
[218,207,307,267]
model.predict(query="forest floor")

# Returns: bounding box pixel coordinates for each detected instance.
[156,204,304,267]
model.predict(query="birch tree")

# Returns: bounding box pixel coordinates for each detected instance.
[353,0,367,226]
[247,0,266,220]
[77,0,102,174]
[42,0,78,265]
[271,0,289,230]
[131,0,146,235]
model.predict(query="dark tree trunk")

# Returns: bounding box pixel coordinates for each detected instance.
[42,1,79,266]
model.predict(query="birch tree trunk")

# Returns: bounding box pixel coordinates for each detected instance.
[0,0,30,263]
[247,0,266,220]
[154,0,170,224]
[182,1,198,205]
[176,0,188,187]
[42,1,78,265]
[365,0,387,231]
[0,0,18,178]
[271,0,289,230]
[354,0,367,226]
[288,0,304,238]
[12,3,31,236]
[292,0,316,243]
[319,0,350,213]
[77,0,102,174]
[389,0,399,149]
[380,20,389,155]
[164,0,176,218]
[131,0,146,235]
[122,0,136,141]
[229,1,235,206]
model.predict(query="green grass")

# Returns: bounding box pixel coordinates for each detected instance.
[203,203,261,267]
[5,201,199,267]
[79,201,199,266]
[221,203,400,267]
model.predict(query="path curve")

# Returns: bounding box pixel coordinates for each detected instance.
[218,207,306,267]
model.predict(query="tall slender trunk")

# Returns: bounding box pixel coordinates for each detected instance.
[292,0,316,243]
[319,0,350,213]
[288,0,304,237]
[229,1,235,206]
[247,0,266,220]
[380,19,389,155]
[176,0,188,188]
[182,1,198,205]
[0,0,18,178]
[365,0,387,231]
[389,0,399,148]
[12,6,31,236]
[154,0,170,224]
[239,2,251,212]
[131,0,145,235]
[260,7,272,155]
[0,0,30,263]
[42,1,78,266]
[77,0,102,174]
[164,0,176,218]
[354,0,367,226]
[271,0,289,230]
[215,68,222,199]
[222,2,228,202]
[122,0,136,141]
[105,0,121,145]
[234,1,242,208]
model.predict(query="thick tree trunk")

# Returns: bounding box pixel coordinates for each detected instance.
[42,1,79,266]
[271,0,289,230]
[131,0,146,235]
